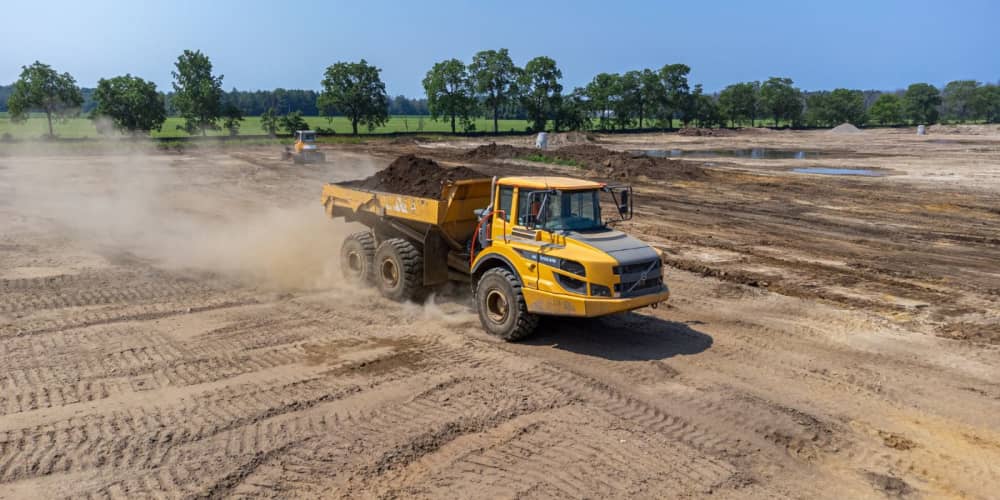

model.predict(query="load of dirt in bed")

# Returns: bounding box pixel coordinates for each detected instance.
[348,155,486,198]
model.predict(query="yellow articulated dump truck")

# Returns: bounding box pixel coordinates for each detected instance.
[321,175,670,340]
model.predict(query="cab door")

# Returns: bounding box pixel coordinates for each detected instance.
[500,187,544,289]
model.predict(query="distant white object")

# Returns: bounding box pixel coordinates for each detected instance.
[535,132,548,149]
[917,125,926,135]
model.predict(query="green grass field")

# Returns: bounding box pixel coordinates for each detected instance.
[0,113,535,139]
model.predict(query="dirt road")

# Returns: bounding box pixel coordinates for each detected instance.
[1,128,998,498]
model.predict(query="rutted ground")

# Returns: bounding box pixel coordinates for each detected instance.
[0,128,998,499]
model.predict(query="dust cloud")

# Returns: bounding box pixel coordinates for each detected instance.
[2,145,370,291]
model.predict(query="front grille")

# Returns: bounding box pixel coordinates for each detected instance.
[614,259,661,275]
[613,258,664,297]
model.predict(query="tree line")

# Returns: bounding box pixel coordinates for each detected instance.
[4,49,999,137]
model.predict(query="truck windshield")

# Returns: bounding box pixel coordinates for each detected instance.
[519,189,603,231]
[302,132,315,142]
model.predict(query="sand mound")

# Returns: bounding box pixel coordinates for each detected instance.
[829,123,862,134]
[347,155,486,198]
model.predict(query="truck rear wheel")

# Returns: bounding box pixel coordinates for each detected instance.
[475,268,538,341]
[341,231,376,283]
[374,238,423,301]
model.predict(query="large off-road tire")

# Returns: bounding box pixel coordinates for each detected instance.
[340,231,376,283]
[475,268,539,341]
[373,238,423,301]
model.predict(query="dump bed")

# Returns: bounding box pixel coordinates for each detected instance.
[321,178,492,244]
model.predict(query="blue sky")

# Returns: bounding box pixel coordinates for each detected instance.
[2,0,997,96]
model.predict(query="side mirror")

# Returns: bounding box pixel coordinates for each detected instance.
[618,190,629,217]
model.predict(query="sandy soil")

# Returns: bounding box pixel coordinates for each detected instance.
[0,127,998,499]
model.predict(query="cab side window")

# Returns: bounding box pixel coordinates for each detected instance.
[497,186,513,222]
[517,190,538,226]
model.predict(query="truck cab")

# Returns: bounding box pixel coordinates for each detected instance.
[471,176,669,337]
[294,130,318,153]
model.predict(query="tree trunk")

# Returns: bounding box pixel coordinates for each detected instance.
[451,114,456,134]
[46,112,53,138]
[493,106,499,134]
[352,118,359,136]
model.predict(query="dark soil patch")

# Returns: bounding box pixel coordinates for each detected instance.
[464,142,532,159]
[878,431,917,450]
[864,471,913,497]
[677,127,735,137]
[464,143,710,182]
[937,322,1000,345]
[345,154,486,198]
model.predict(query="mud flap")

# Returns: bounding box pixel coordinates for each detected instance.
[423,228,449,286]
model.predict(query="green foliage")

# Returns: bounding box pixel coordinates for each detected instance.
[903,83,941,124]
[92,74,166,135]
[518,154,581,167]
[171,50,224,136]
[519,56,563,132]
[280,111,309,134]
[318,59,390,135]
[805,89,866,126]
[613,72,640,130]
[422,58,474,133]
[556,88,592,132]
[658,64,691,126]
[260,107,279,136]
[942,80,979,122]
[689,84,723,127]
[584,73,619,130]
[758,77,803,127]
[970,85,1000,123]
[469,48,521,133]
[868,94,904,125]
[7,61,84,137]
[718,82,759,127]
[221,104,244,136]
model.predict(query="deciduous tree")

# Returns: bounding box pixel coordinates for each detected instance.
[868,94,903,125]
[469,49,520,134]
[422,58,474,133]
[280,111,309,135]
[318,59,389,135]
[903,83,942,124]
[92,74,166,135]
[171,50,224,136]
[942,80,979,122]
[584,73,619,130]
[7,61,83,137]
[519,56,563,132]
[758,77,803,127]
[718,82,759,127]
[260,107,280,136]
[658,64,691,128]
[221,104,244,136]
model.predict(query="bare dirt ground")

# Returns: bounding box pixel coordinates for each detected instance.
[1,126,998,499]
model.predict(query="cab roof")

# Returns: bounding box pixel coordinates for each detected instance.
[498,176,604,190]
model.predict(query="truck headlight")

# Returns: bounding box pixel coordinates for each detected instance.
[590,284,612,297]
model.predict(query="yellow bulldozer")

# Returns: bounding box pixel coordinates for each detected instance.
[321,175,669,340]
[282,130,326,164]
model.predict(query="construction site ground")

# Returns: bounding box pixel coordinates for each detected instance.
[0,126,998,498]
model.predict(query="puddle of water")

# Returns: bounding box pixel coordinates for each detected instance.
[636,148,823,159]
[792,167,884,177]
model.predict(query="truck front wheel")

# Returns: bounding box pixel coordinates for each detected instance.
[341,231,376,283]
[475,268,538,341]
[374,238,423,302]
